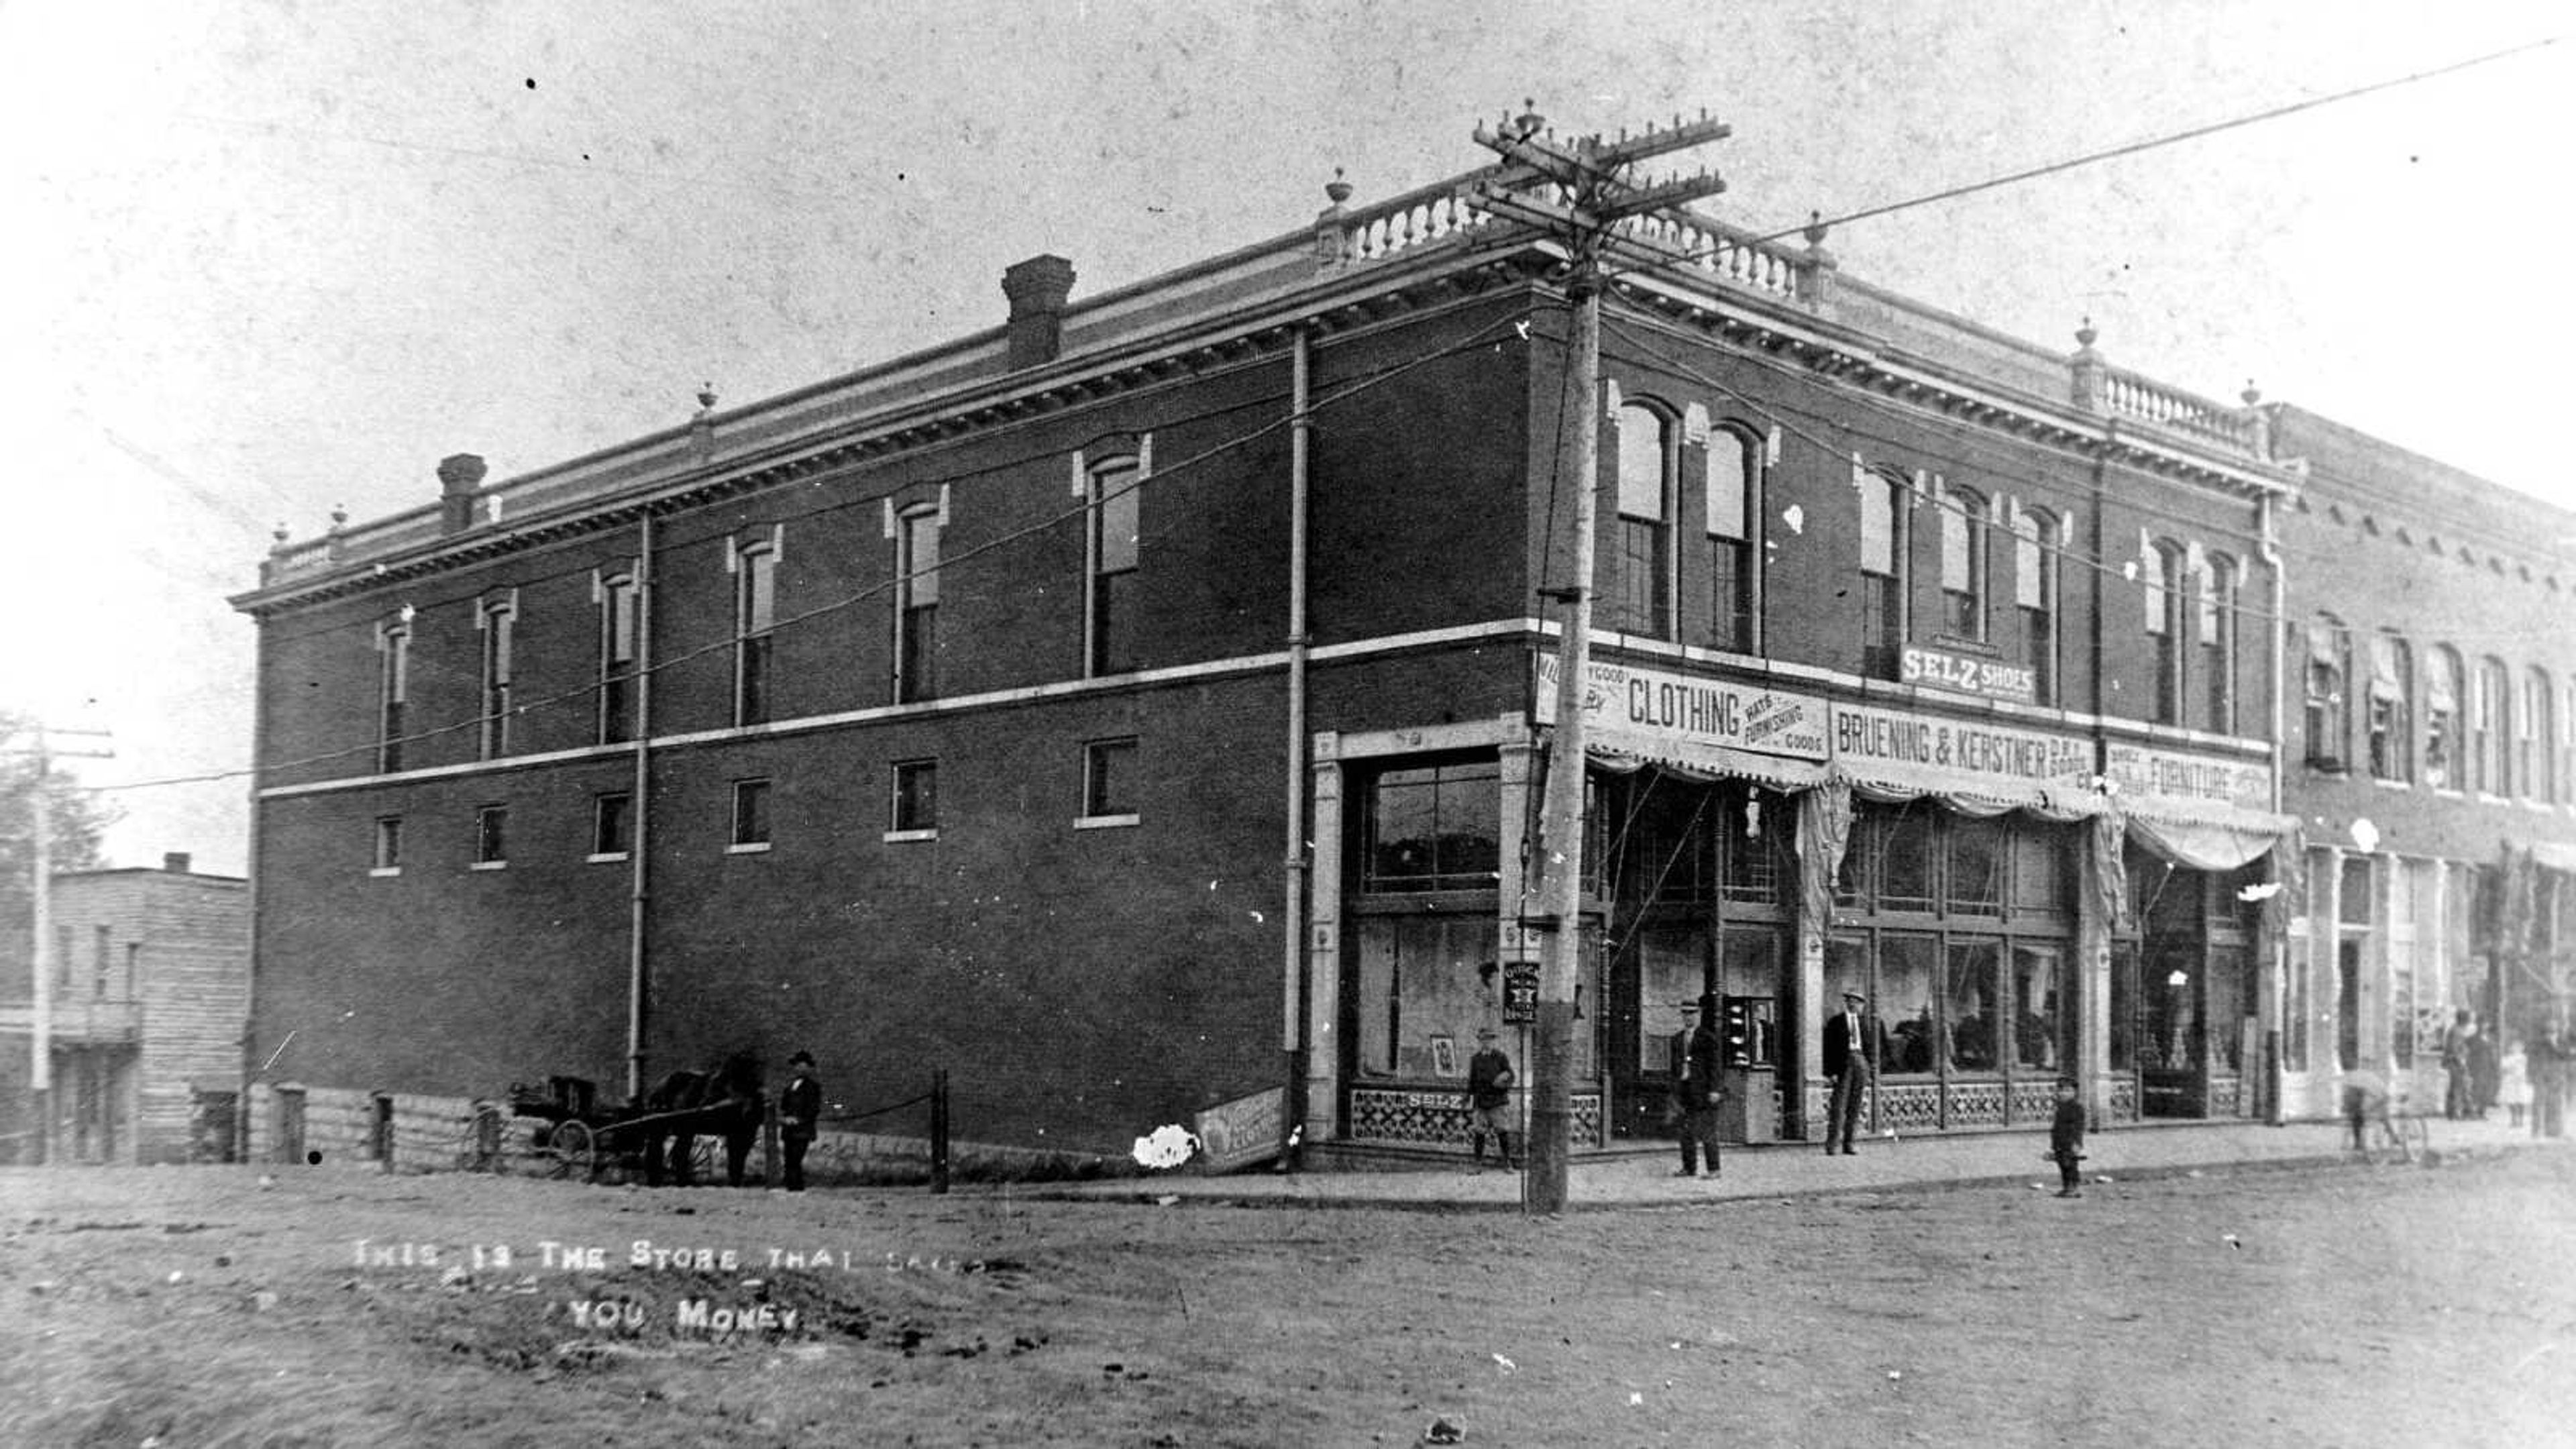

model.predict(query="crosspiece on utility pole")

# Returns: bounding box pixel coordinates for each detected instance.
[1470,102,1731,1217]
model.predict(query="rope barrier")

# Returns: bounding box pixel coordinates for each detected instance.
[818,1092,933,1125]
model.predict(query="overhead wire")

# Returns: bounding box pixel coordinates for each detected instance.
[95,40,2576,793]
[95,304,1540,794]
[1596,309,2576,647]
[1609,36,2561,279]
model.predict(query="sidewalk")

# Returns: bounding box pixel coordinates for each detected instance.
[1034,1115,2560,1210]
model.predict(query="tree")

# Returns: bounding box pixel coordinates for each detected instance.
[0,712,120,992]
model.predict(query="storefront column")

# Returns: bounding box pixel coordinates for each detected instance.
[1790,783,1848,1142]
[1301,737,1344,1146]
[2080,811,2120,1126]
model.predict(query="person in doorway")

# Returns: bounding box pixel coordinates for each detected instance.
[2471,1020,2501,1119]
[2341,1063,2387,1152]
[1464,1028,1519,1170]
[1823,989,1878,1155]
[2532,1024,2566,1140]
[2048,1077,2086,1198]
[2442,1010,2475,1120]
[1670,994,1725,1179]
[779,1051,822,1192]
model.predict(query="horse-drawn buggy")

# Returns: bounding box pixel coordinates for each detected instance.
[455,1061,763,1183]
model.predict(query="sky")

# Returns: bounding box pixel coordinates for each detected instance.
[3,0,2568,876]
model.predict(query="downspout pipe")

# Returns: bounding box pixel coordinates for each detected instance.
[1283,327,1313,1165]
[625,511,657,1104]
[2258,488,2288,1125]
[238,622,271,1163]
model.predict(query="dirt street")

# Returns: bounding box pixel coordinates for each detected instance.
[4,1150,2573,1447]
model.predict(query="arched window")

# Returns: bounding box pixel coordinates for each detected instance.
[1613,402,1674,638]
[477,592,517,760]
[2562,678,2576,806]
[1707,425,1758,651]
[2423,645,2462,790]
[374,615,411,773]
[2145,541,2188,726]
[1859,469,1907,678]
[733,532,780,725]
[2012,506,2058,703]
[1086,455,1141,676]
[2200,552,2237,734]
[896,507,941,704]
[2302,613,2350,768]
[2523,667,2553,800]
[1939,483,1988,639]
[2473,656,2511,794]
[2366,633,2412,782]
[596,570,640,745]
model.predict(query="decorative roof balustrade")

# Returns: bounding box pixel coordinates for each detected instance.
[2098,365,2265,453]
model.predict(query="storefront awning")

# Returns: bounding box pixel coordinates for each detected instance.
[1591,743,1828,793]
[1829,754,2104,821]
[2123,800,2298,872]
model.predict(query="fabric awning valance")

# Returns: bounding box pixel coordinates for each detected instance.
[1591,744,1828,794]
[2123,800,2298,872]
[1827,751,2103,822]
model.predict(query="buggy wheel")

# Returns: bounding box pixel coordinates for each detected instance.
[547,1119,595,1179]
[456,1105,505,1173]
[690,1134,720,1183]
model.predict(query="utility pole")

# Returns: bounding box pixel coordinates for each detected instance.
[9,724,113,1165]
[1470,103,1731,1215]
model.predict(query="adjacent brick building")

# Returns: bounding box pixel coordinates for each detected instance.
[231,135,2552,1165]
[2269,407,2576,1121]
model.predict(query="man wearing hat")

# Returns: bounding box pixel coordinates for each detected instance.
[779,1051,822,1191]
[1670,993,1725,1179]
[1463,1028,1519,1171]
[1822,988,1878,1155]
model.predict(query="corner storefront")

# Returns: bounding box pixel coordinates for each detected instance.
[1305,657,2291,1153]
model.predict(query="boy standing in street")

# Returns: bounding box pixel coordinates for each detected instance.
[1464,1028,1519,1171]
[2049,1077,2086,1198]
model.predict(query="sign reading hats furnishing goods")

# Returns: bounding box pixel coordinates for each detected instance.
[1501,962,1540,1024]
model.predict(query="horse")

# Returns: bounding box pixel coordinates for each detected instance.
[639,1068,711,1187]
[639,1053,765,1187]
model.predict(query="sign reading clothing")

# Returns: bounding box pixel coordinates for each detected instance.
[1533,656,1828,762]
[1831,702,2094,798]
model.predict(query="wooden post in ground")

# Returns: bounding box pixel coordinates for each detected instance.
[761,1095,780,1187]
[930,1069,951,1194]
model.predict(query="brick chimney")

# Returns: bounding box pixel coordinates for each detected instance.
[162,852,191,873]
[438,453,488,534]
[1002,255,1077,370]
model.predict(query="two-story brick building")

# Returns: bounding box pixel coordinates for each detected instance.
[231,146,2320,1165]
[2269,406,2576,1123]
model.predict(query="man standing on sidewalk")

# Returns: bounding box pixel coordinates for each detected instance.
[779,1051,822,1192]
[1823,989,1877,1155]
[2443,1010,2475,1120]
[1670,995,1724,1179]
